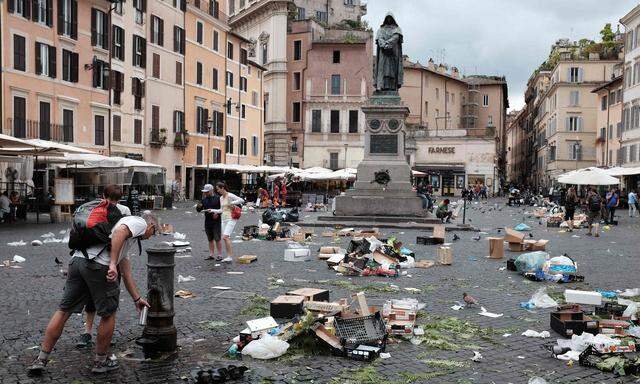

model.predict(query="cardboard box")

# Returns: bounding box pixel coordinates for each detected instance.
[565,290,603,306]
[314,325,344,354]
[238,255,257,264]
[415,260,435,269]
[432,224,446,240]
[292,233,306,243]
[550,305,598,337]
[530,239,549,251]
[246,317,279,338]
[387,312,417,335]
[284,248,311,262]
[416,236,444,245]
[373,251,398,267]
[287,288,330,302]
[320,246,343,254]
[508,242,525,252]
[504,228,525,244]
[487,237,504,259]
[324,253,345,264]
[437,246,453,265]
[270,295,305,319]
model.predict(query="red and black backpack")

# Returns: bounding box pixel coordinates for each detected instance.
[68,199,124,257]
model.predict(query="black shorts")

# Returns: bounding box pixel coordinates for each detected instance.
[59,258,120,317]
[205,222,221,242]
[564,208,575,221]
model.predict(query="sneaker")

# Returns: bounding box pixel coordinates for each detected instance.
[91,358,119,374]
[76,333,92,348]
[204,255,215,260]
[27,358,48,376]
[215,255,224,261]
[222,257,233,263]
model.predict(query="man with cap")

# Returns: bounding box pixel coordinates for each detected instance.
[196,184,222,260]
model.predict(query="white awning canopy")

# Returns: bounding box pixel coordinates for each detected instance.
[0,134,95,156]
[557,167,620,185]
[43,153,164,173]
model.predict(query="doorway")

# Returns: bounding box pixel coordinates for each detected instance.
[442,174,455,196]
[185,167,192,200]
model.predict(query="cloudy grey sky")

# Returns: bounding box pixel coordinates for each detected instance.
[363,0,637,111]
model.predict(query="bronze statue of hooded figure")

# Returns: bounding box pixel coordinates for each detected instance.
[374,13,404,93]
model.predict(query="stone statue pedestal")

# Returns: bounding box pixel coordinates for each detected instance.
[334,93,424,217]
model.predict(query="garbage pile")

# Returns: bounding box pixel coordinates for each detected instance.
[324,236,418,277]
[228,290,424,362]
[545,288,640,376]
[506,251,584,283]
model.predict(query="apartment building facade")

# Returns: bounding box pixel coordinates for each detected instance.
[402,60,509,196]
[286,20,371,169]
[621,6,640,175]
[228,0,291,166]
[540,59,620,184]
[530,71,551,188]
[291,0,366,26]
[144,0,186,184]
[2,0,111,153]
[593,76,622,167]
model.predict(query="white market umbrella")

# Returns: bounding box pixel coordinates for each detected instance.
[604,166,640,176]
[557,168,620,185]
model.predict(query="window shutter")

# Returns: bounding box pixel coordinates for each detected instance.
[93,63,99,88]
[212,68,218,89]
[102,13,109,49]
[141,38,147,68]
[46,0,53,26]
[71,52,78,82]
[141,80,146,97]
[565,117,570,131]
[132,77,137,95]
[104,66,110,90]
[119,71,124,91]
[111,25,116,56]
[91,9,97,46]
[181,29,185,54]
[159,19,164,46]
[180,111,185,132]
[57,0,63,34]
[173,111,177,132]
[35,43,42,75]
[71,0,77,39]
[577,117,582,132]
[141,0,146,12]
[578,68,584,82]
[173,26,178,52]
[8,0,14,13]
[180,0,186,11]
[217,111,224,135]
[566,68,571,82]
[203,108,209,132]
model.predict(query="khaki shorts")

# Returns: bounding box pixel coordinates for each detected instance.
[59,257,120,317]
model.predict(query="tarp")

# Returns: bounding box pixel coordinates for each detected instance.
[557,167,619,185]
[43,153,163,173]
[0,134,95,156]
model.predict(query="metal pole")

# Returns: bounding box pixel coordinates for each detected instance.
[462,196,467,225]
[238,43,241,165]
[207,117,211,183]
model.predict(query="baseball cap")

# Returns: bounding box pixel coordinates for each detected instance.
[202,184,214,193]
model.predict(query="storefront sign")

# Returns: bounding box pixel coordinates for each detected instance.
[370,134,398,154]
[428,147,455,154]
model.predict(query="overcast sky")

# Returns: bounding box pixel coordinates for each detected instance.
[363,0,638,111]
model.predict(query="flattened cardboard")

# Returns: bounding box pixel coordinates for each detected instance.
[504,228,525,244]
[238,255,257,264]
[287,288,330,302]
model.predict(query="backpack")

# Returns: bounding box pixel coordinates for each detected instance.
[589,194,602,212]
[68,199,124,257]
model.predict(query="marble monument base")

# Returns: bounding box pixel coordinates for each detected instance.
[334,93,425,217]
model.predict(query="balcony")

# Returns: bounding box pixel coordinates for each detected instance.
[5,118,73,143]
[174,131,189,149]
[192,0,229,23]
[149,129,167,147]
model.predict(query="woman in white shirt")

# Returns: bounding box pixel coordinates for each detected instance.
[213,182,244,262]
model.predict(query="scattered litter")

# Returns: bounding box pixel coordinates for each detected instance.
[521,287,558,309]
[12,255,25,263]
[502,333,511,337]
[31,240,43,246]
[528,377,547,384]
[380,352,391,359]
[404,287,421,294]
[521,330,550,338]
[43,237,63,244]
[620,288,640,298]
[178,275,196,283]
[173,232,187,240]
[451,304,464,311]
[478,307,503,318]
[242,335,289,359]
[41,232,56,238]
[175,290,195,298]
[7,240,26,246]
[212,286,231,290]
[514,223,531,231]
[227,271,244,275]
[471,351,483,362]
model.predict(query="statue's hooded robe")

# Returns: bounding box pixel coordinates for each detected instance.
[374,13,403,92]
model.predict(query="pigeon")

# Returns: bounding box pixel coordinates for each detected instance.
[472,235,481,241]
[497,229,502,233]
[54,257,62,265]
[529,233,534,238]
[463,292,479,306]
[452,234,460,241]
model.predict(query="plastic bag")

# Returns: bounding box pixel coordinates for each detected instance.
[521,330,550,338]
[398,256,415,269]
[529,287,558,309]
[241,335,289,360]
[545,256,577,274]
[528,377,548,384]
[514,223,531,231]
[515,251,549,274]
[622,301,638,319]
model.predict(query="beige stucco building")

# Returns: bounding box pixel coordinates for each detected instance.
[621,6,640,183]
[291,0,366,26]
[593,76,622,167]
[2,0,111,153]
[402,59,509,196]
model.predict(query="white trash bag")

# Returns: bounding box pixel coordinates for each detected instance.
[241,334,289,360]
[530,287,558,309]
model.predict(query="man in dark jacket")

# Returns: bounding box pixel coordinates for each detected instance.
[197,184,222,261]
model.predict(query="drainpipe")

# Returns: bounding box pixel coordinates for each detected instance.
[605,87,611,166]
[238,42,241,165]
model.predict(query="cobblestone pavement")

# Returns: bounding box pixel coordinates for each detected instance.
[1,198,639,384]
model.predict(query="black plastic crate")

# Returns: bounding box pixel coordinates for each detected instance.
[334,311,387,349]
[506,258,517,271]
[595,302,628,318]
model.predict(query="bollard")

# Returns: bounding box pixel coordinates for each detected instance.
[139,245,177,358]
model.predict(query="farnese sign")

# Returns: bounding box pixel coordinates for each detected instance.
[428,147,455,154]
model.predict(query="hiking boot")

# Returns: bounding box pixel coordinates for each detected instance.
[27,358,48,376]
[76,333,92,348]
[91,358,119,374]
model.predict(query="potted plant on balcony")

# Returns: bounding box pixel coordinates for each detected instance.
[174,130,189,148]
